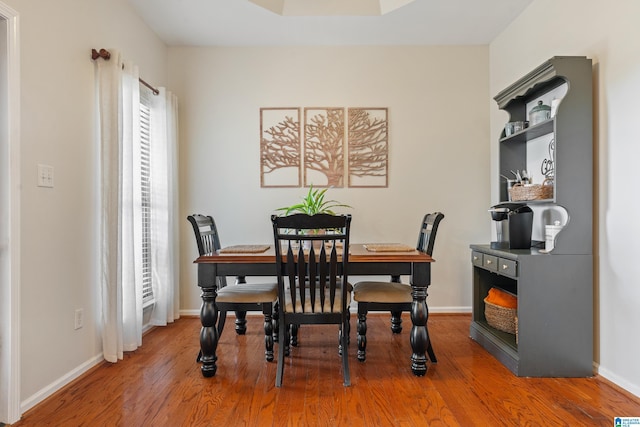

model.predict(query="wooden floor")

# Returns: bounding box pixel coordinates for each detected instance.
[13,314,640,426]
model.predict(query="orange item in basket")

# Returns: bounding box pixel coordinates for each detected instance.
[486,287,517,309]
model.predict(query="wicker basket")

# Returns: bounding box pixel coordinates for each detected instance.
[509,178,554,201]
[484,298,517,334]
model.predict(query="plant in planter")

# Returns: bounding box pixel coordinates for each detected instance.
[276,185,351,248]
[276,184,351,216]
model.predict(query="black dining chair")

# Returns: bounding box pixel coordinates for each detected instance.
[187,214,278,362]
[352,212,445,362]
[271,213,352,387]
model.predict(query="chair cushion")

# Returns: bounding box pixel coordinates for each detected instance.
[353,281,412,303]
[283,284,351,313]
[216,283,278,303]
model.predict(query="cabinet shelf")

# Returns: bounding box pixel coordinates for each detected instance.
[500,118,554,143]
[507,198,554,204]
[475,320,517,350]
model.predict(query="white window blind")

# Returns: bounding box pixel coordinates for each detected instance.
[140,88,154,306]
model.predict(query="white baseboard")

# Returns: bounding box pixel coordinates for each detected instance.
[598,364,640,399]
[429,306,472,314]
[180,309,200,317]
[20,353,104,414]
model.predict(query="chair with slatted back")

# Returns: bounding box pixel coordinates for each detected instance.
[271,213,352,387]
[188,214,278,361]
[352,212,444,363]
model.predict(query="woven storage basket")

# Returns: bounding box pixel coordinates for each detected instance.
[484,298,517,334]
[509,178,554,201]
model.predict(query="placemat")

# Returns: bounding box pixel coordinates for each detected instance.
[363,244,414,252]
[219,245,270,253]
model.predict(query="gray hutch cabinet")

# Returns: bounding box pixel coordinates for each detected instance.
[470,56,594,377]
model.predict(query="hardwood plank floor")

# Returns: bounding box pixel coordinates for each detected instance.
[12,314,640,426]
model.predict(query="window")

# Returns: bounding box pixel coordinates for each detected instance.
[140,87,154,307]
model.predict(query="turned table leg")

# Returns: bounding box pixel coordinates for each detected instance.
[409,261,431,376]
[410,285,429,376]
[198,264,219,377]
[199,286,218,377]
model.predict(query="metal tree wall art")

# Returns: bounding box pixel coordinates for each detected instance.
[304,108,345,187]
[260,108,301,187]
[260,106,389,188]
[348,108,388,187]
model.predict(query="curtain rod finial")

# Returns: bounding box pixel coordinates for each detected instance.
[91,48,111,61]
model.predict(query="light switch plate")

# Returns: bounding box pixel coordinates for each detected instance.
[37,164,54,188]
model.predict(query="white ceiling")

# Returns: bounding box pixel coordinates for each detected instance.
[128,0,534,46]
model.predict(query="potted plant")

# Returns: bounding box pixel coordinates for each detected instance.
[276,184,351,216]
[276,185,351,249]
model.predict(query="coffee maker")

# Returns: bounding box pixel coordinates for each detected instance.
[488,202,533,249]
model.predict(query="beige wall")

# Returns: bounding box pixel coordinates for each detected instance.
[5,0,168,411]
[169,46,491,315]
[491,0,640,396]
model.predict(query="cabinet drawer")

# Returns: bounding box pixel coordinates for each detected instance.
[483,254,498,272]
[471,251,483,267]
[498,258,518,278]
[470,249,518,278]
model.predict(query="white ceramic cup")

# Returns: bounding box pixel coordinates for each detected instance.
[545,221,563,251]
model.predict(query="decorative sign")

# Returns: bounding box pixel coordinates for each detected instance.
[260,107,389,188]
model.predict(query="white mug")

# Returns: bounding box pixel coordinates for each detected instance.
[545,221,563,251]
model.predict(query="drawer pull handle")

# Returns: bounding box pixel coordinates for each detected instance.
[502,264,509,270]
[473,256,479,261]
[486,260,492,265]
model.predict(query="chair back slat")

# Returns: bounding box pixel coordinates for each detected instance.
[286,244,297,310]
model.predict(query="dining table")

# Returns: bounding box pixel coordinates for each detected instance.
[193,243,435,378]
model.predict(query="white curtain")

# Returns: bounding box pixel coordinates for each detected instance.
[95,50,164,362]
[149,88,180,325]
[96,51,144,362]
[120,59,144,353]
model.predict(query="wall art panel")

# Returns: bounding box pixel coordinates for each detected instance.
[348,108,388,188]
[260,107,301,187]
[304,108,345,188]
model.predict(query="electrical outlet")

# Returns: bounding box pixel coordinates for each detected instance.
[37,164,54,188]
[74,309,84,330]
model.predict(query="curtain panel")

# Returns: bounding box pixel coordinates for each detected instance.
[150,88,180,326]
[94,50,179,363]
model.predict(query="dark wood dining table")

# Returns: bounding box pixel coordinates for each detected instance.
[194,243,435,378]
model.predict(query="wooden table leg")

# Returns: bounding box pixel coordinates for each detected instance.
[410,285,429,376]
[198,264,219,377]
[410,261,431,376]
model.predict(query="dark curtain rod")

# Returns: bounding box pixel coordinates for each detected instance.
[91,48,160,96]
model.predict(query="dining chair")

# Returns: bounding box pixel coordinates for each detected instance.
[187,214,278,362]
[271,213,352,387]
[352,212,445,362]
